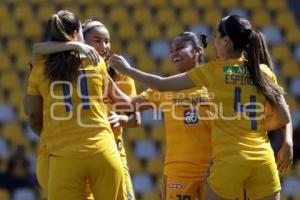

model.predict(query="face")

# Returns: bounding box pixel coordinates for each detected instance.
[170,37,200,73]
[84,26,111,58]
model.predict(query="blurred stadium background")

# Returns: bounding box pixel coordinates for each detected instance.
[0,0,300,199]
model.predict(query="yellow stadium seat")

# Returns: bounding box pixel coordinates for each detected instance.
[110,39,124,54]
[2,123,23,142]
[295,196,300,200]
[156,7,176,25]
[126,39,147,57]
[51,0,73,4]
[0,189,10,200]
[147,0,168,8]
[151,125,164,141]
[242,0,262,10]
[37,4,57,23]
[161,59,177,75]
[141,192,161,200]
[60,4,82,17]
[1,71,20,90]
[101,0,119,5]
[0,52,12,71]
[7,39,28,57]
[204,8,222,27]
[124,0,143,7]
[218,0,239,9]
[286,26,300,43]
[133,6,153,24]
[118,23,138,40]
[194,0,215,8]
[23,21,43,41]
[83,5,105,20]
[164,24,183,40]
[265,0,287,11]
[285,96,299,110]
[109,7,129,24]
[271,45,292,62]
[137,56,157,73]
[0,4,11,22]
[251,10,272,28]
[171,0,191,8]
[16,52,31,71]
[126,127,147,142]
[274,10,297,31]
[13,3,33,22]
[280,60,300,78]
[141,23,161,40]
[146,158,163,175]
[180,7,200,25]
[30,0,48,3]
[0,21,19,38]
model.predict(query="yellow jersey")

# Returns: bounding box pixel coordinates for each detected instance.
[141,88,212,180]
[27,58,116,158]
[187,58,278,167]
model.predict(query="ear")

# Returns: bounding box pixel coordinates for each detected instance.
[223,35,232,47]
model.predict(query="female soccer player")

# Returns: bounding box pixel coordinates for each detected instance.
[31,19,139,200]
[108,15,291,200]
[26,10,134,200]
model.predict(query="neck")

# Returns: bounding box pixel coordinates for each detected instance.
[223,49,243,60]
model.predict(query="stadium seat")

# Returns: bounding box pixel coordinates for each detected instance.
[1,72,20,90]
[265,0,287,11]
[164,23,183,40]
[242,0,262,10]
[150,125,164,141]
[0,52,12,71]
[149,40,170,59]
[7,39,29,57]
[147,0,168,8]
[0,4,11,22]
[109,7,129,24]
[37,4,57,23]
[204,8,222,27]
[126,39,147,57]
[225,8,249,18]
[100,0,119,6]
[156,7,177,26]
[289,78,300,97]
[286,26,300,43]
[251,10,272,28]
[12,188,36,200]
[146,158,163,175]
[137,56,158,73]
[171,0,191,8]
[160,58,177,75]
[189,24,211,36]
[218,0,239,9]
[0,21,19,38]
[117,23,138,40]
[141,23,161,40]
[260,26,284,45]
[271,45,292,63]
[134,138,159,159]
[132,172,155,193]
[203,43,216,61]
[285,96,299,110]
[13,3,33,22]
[22,21,43,41]
[127,155,143,174]
[280,61,300,78]
[180,7,200,26]
[194,0,215,8]
[132,6,153,25]
[83,5,105,20]
[126,127,147,142]
[0,189,10,200]
[0,104,17,122]
[124,0,143,7]
[274,10,297,31]
[2,123,24,143]
[293,44,300,62]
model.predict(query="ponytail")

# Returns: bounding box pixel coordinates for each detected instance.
[44,10,81,83]
[246,30,284,104]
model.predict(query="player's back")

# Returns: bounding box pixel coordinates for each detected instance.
[188,58,277,167]
[28,58,115,158]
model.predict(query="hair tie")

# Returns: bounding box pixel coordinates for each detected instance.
[82,21,104,33]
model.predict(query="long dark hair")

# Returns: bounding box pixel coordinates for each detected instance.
[218,15,283,104]
[44,10,81,82]
[173,31,208,63]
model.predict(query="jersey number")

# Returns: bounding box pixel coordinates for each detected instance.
[234,87,257,130]
[62,70,90,112]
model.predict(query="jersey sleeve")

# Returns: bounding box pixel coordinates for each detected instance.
[187,62,216,88]
[116,75,137,97]
[26,63,42,96]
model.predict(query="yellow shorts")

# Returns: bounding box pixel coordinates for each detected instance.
[162,175,205,200]
[47,151,126,200]
[207,159,281,200]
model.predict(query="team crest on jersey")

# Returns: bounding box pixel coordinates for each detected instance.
[168,183,183,189]
[184,110,199,124]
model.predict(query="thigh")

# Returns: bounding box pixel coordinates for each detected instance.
[48,156,86,200]
[245,162,281,200]
[36,150,49,193]
[162,175,201,200]
[88,150,126,200]
[206,160,249,200]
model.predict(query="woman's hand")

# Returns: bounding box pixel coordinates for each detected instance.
[276,140,293,174]
[108,111,129,130]
[73,42,100,66]
[108,54,132,75]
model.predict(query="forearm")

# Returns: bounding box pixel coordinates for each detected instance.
[280,122,293,145]
[33,41,78,55]
[124,67,194,91]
